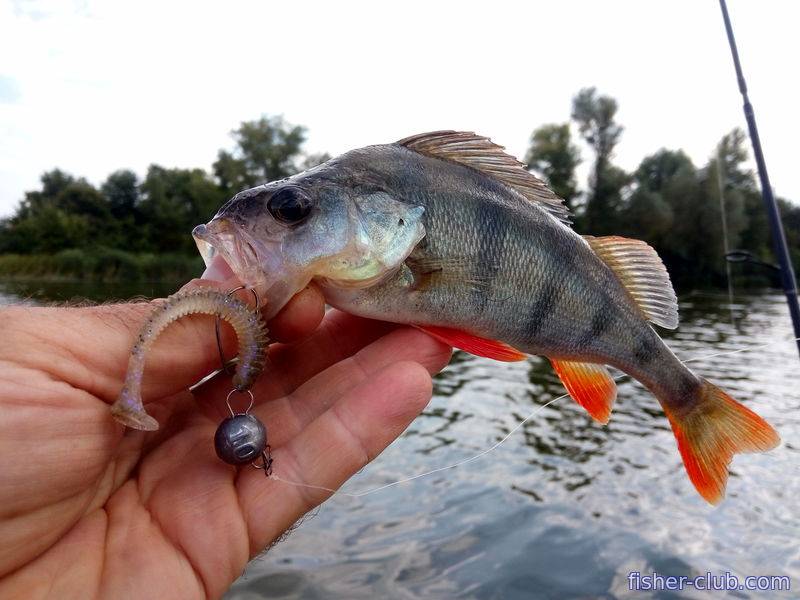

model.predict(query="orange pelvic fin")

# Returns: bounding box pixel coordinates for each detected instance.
[414,325,527,362]
[550,359,617,424]
[665,379,780,505]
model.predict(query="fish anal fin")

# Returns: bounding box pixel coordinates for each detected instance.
[583,235,679,330]
[663,378,779,505]
[550,359,617,424]
[397,131,572,226]
[414,325,527,362]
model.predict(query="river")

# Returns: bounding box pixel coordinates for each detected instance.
[1,281,797,599]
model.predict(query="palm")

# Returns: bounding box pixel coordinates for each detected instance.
[0,286,450,599]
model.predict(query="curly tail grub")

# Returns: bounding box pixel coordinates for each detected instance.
[110,289,269,431]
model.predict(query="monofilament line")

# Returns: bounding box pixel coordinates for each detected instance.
[271,392,568,498]
[270,335,798,499]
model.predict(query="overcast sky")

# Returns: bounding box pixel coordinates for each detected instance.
[1,0,798,218]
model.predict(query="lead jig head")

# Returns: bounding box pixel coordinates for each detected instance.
[214,389,273,476]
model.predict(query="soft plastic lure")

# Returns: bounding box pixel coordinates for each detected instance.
[110,288,269,431]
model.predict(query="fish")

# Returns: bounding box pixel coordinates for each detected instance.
[192,131,780,504]
[111,288,269,430]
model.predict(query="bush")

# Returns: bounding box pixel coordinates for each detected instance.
[0,250,203,282]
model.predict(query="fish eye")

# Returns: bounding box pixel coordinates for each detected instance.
[267,187,312,225]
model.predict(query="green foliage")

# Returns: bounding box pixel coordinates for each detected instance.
[571,87,627,234]
[102,170,140,218]
[525,123,581,209]
[213,115,307,196]
[138,165,227,253]
[1,108,798,292]
[0,249,202,281]
[0,114,324,279]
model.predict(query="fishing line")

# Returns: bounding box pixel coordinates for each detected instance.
[270,334,798,499]
[271,393,568,498]
[715,143,736,325]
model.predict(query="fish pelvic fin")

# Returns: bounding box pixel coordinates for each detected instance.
[664,378,779,505]
[397,131,572,226]
[550,359,617,424]
[583,235,679,330]
[414,325,527,362]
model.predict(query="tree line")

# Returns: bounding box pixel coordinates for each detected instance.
[0,93,797,290]
[0,116,329,258]
[526,87,798,290]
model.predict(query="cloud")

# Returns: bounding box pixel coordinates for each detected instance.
[0,0,798,217]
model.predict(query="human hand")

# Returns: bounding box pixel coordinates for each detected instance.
[0,281,451,599]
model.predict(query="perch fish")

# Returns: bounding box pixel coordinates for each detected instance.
[192,131,779,504]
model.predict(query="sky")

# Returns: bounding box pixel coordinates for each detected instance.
[1,0,798,218]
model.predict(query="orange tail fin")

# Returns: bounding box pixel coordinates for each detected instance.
[664,379,779,504]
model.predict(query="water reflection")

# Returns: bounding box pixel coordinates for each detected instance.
[229,292,798,599]
[1,282,796,598]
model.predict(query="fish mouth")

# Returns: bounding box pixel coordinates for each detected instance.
[192,218,301,318]
[193,218,266,291]
[193,219,248,276]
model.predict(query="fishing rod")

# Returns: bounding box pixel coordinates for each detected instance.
[718,0,800,360]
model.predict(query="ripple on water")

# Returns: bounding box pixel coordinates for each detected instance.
[225,294,800,599]
[2,285,795,598]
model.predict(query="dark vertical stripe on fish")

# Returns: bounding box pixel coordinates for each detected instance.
[525,245,574,338]
[633,335,657,365]
[472,200,506,313]
[526,277,559,337]
[577,302,616,348]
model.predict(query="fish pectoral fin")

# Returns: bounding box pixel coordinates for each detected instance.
[414,325,527,362]
[549,359,617,424]
[405,255,496,294]
[582,235,679,330]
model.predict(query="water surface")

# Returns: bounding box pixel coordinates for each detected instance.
[2,282,797,599]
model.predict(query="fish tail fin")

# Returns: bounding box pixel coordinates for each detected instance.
[663,378,779,504]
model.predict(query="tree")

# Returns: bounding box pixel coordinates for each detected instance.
[102,170,140,219]
[213,115,307,196]
[139,165,227,253]
[524,123,581,209]
[571,87,627,233]
[40,169,76,200]
[620,149,693,244]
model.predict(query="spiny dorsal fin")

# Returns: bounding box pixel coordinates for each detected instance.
[397,131,571,226]
[583,235,679,330]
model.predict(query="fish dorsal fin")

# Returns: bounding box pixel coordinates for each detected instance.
[397,131,571,226]
[583,235,679,330]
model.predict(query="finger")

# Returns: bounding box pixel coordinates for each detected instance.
[266,284,325,343]
[193,309,398,410]
[249,327,451,447]
[183,278,324,344]
[237,360,433,553]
